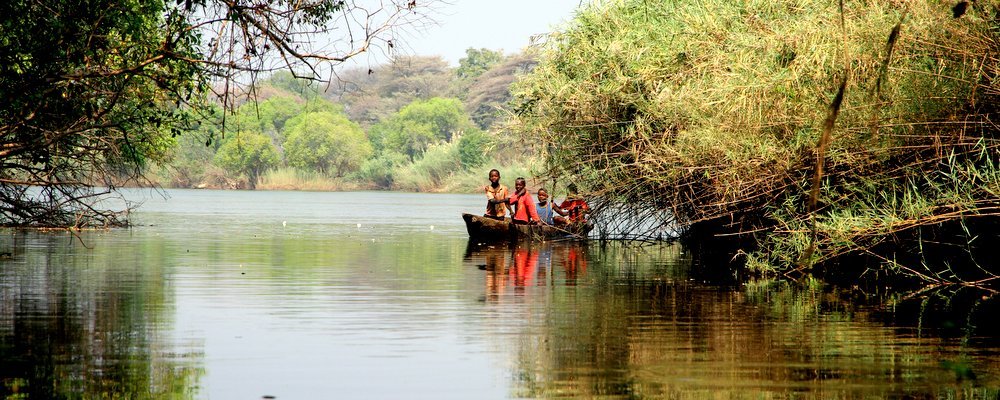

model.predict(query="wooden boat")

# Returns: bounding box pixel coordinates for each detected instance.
[462,213,592,241]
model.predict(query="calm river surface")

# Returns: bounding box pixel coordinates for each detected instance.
[1,189,998,399]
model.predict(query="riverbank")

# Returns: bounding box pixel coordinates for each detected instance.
[510,0,1000,285]
[152,161,545,194]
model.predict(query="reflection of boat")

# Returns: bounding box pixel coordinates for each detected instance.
[462,213,592,241]
[464,239,589,302]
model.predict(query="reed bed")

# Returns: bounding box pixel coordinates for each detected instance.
[512,0,1000,283]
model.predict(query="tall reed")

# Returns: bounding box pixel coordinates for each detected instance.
[512,0,1000,282]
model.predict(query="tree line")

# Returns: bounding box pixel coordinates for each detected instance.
[159,49,538,191]
[0,0,520,228]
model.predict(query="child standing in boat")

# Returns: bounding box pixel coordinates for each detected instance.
[507,177,541,225]
[483,169,512,219]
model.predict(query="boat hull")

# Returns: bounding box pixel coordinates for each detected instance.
[462,213,591,241]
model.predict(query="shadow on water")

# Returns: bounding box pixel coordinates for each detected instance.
[463,238,1000,399]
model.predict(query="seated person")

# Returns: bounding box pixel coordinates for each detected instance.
[507,177,541,225]
[534,187,566,225]
[556,184,589,225]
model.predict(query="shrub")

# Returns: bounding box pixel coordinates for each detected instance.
[283,111,372,177]
[457,129,492,169]
[392,143,462,191]
[352,152,409,189]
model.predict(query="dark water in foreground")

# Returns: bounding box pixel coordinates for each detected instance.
[0,189,998,399]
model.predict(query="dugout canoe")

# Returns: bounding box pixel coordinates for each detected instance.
[462,213,592,241]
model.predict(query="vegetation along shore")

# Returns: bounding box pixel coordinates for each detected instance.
[3,0,1000,287]
[511,0,1000,285]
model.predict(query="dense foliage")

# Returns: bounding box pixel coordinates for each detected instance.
[284,111,372,177]
[513,0,1000,282]
[214,131,280,189]
[0,0,431,227]
[161,48,541,192]
[0,0,199,226]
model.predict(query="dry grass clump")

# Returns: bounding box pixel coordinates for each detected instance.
[257,168,358,191]
[512,0,1000,281]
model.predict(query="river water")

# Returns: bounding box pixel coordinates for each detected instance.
[0,189,998,399]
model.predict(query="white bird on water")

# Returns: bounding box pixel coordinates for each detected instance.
[282,221,286,227]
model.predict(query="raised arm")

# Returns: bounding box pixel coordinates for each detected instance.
[552,202,568,216]
[485,186,508,205]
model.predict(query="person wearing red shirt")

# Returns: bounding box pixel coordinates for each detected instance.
[556,183,589,225]
[507,177,540,225]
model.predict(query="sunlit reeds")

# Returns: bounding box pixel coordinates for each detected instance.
[512,0,1000,282]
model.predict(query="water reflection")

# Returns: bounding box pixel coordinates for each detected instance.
[465,240,592,302]
[1,190,999,399]
[0,231,202,399]
[492,244,1000,398]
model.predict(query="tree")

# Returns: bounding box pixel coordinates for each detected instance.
[370,119,438,161]
[231,94,305,141]
[283,112,373,177]
[214,132,280,189]
[465,52,538,129]
[369,97,474,160]
[457,129,491,169]
[0,0,432,227]
[265,71,321,100]
[456,48,505,80]
[162,113,224,188]
[512,0,1000,274]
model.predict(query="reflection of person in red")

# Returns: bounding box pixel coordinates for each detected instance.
[509,246,540,287]
[562,245,587,285]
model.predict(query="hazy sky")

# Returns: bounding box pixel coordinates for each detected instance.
[400,0,585,65]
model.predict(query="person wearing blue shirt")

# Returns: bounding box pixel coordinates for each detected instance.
[534,188,565,225]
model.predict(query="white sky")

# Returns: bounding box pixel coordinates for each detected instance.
[397,0,585,65]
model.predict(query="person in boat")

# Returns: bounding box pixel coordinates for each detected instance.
[507,177,541,225]
[534,187,566,225]
[483,169,512,219]
[556,183,590,225]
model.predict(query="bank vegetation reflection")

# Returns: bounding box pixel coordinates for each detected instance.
[465,240,1000,399]
[0,232,203,399]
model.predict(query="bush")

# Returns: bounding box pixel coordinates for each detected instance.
[283,111,372,177]
[352,152,409,189]
[214,131,280,189]
[457,129,492,169]
[392,143,462,191]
